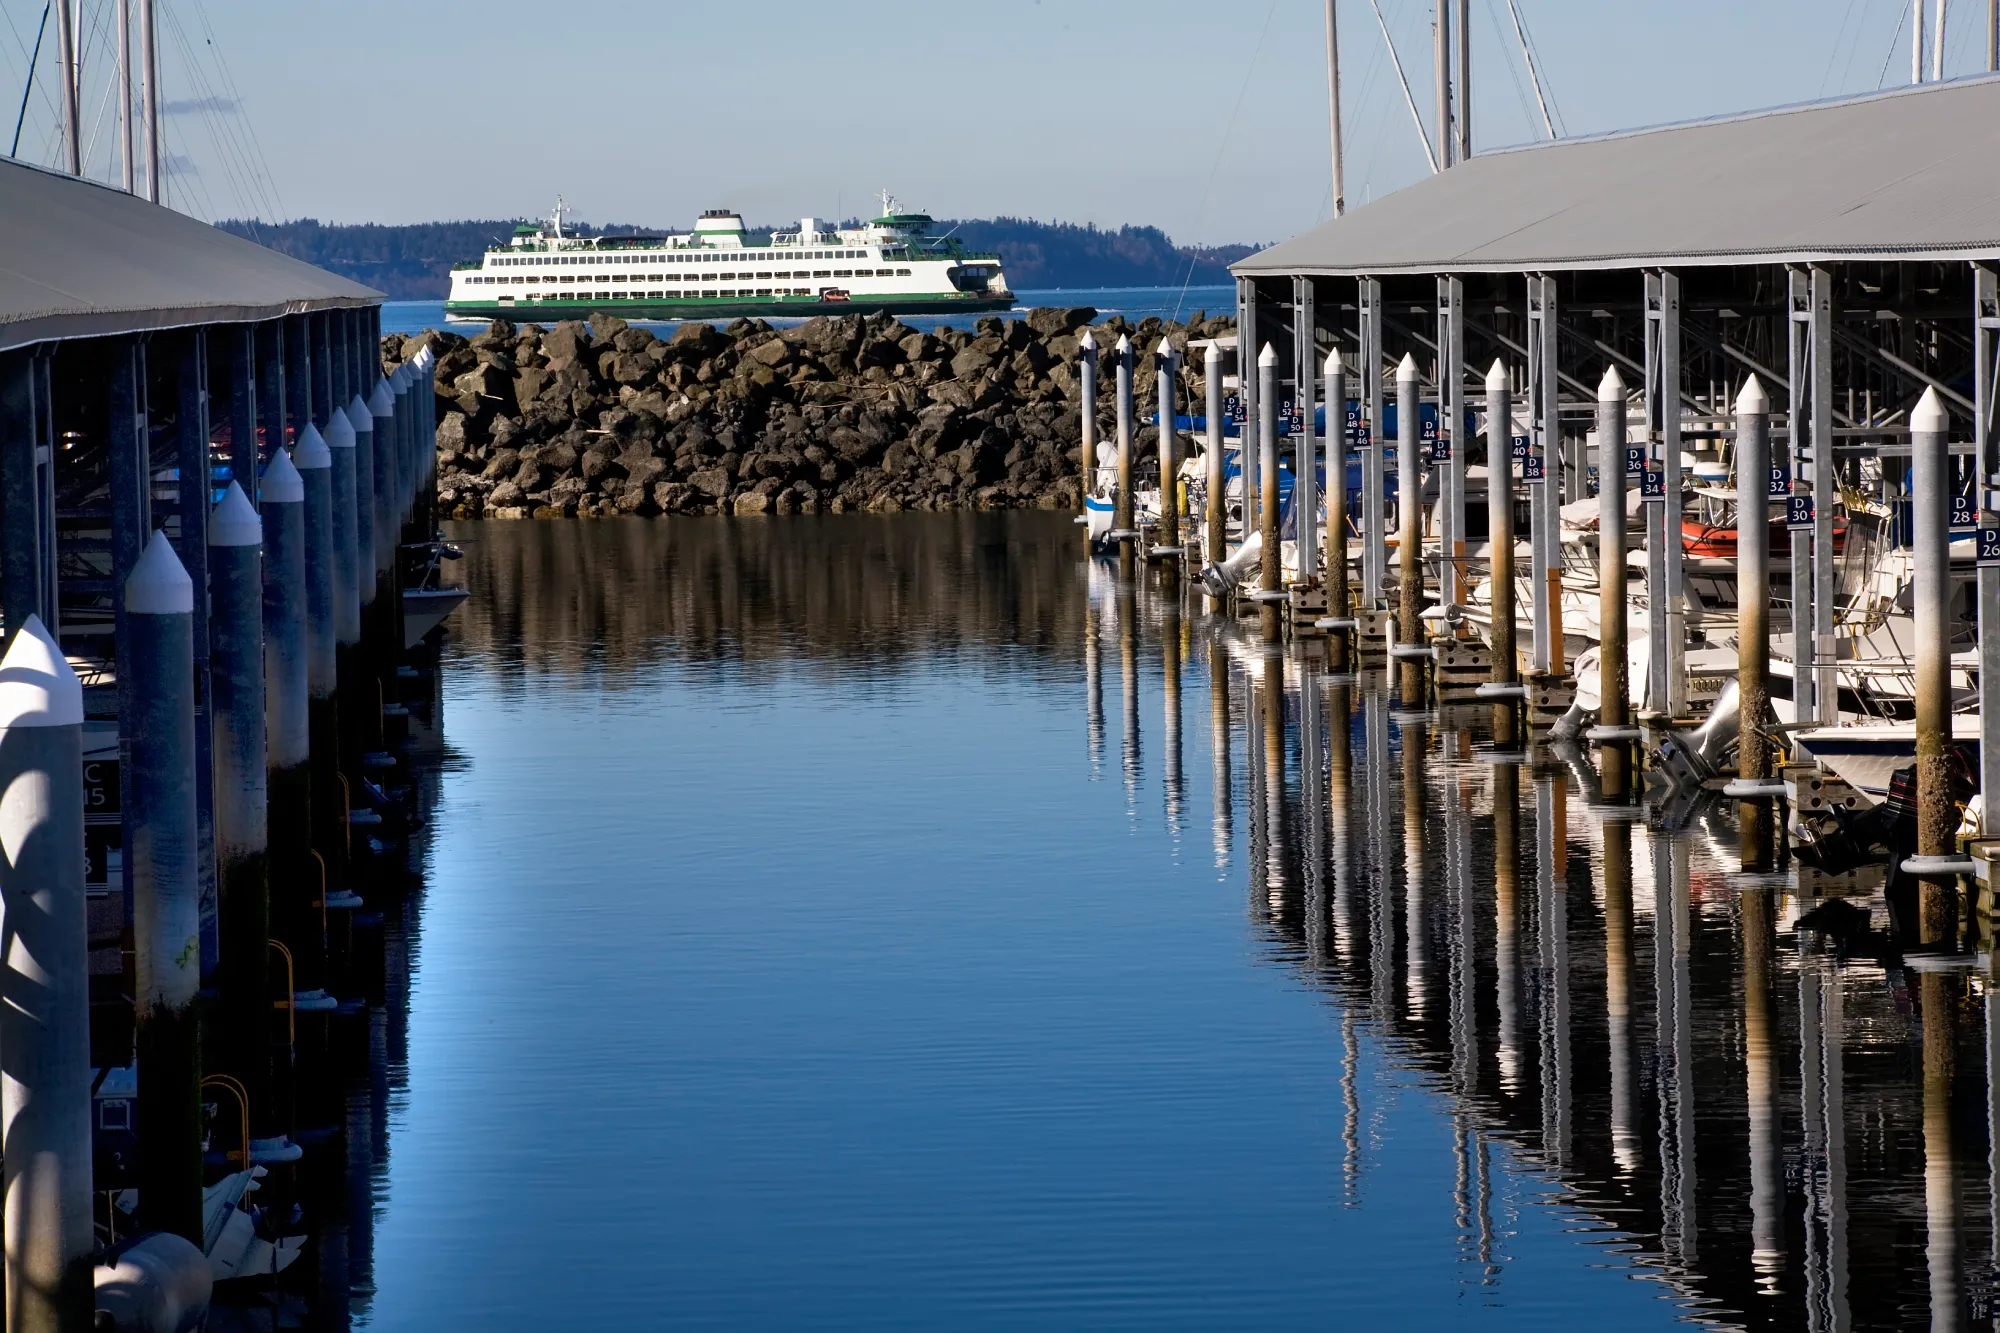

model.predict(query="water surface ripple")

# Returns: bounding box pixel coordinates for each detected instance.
[352,514,1985,1330]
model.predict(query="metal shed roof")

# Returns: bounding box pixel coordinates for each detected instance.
[1234,76,2000,279]
[0,156,378,354]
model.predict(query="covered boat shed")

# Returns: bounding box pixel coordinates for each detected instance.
[1229,73,2000,791]
[0,154,380,1048]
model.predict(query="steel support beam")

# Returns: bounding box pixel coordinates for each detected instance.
[1359,277,1385,607]
[1644,271,1687,713]
[1810,268,1837,723]
[1238,277,1260,535]
[1788,268,1817,724]
[0,350,56,637]
[1526,274,1561,674]
[1438,275,1466,611]
[1975,264,2000,826]
[1294,275,1320,585]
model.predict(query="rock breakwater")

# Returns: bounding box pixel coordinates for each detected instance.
[383,308,1232,518]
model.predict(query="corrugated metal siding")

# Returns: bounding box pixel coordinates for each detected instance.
[0,157,379,351]
[1235,77,2000,277]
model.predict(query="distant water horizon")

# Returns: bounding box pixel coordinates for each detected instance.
[379,286,1237,339]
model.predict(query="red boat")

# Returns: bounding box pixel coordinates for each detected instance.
[1682,514,1847,558]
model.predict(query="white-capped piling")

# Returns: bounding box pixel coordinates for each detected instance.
[1204,342,1225,572]
[369,375,396,589]
[294,418,340,915]
[126,531,204,1246]
[1735,375,1775,867]
[325,406,360,650]
[209,482,274,1152]
[1396,353,1423,696]
[260,449,314,1017]
[1077,330,1098,529]
[1486,360,1518,742]
[1911,386,1957,929]
[0,616,92,1332]
[1325,349,1350,668]
[1258,343,1282,640]
[347,393,378,625]
[1596,366,1631,796]
[1114,335,1135,576]
[1155,340,1181,568]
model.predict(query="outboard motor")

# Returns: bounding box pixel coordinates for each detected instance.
[1647,679,1740,789]
[1200,531,1262,598]
[95,1232,211,1333]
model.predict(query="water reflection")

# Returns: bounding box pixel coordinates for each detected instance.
[346,513,2000,1328]
[1092,557,2000,1331]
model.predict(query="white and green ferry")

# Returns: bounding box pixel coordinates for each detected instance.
[444,194,1012,323]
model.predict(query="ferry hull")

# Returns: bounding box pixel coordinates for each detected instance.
[444,292,1016,324]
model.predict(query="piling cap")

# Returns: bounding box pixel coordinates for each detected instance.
[209,481,262,547]
[1079,329,1096,352]
[1154,337,1175,363]
[1115,333,1130,354]
[1204,341,1221,364]
[1912,385,1949,434]
[125,530,193,616]
[1257,342,1277,367]
[294,420,332,470]
[0,614,82,729]
[262,447,306,504]
[1396,352,1419,381]
[391,362,411,391]
[1485,358,1507,392]
[1735,373,1769,416]
[369,378,395,416]
[1323,347,1342,375]
[323,409,355,451]
[1598,365,1626,402]
[345,395,373,433]
[413,344,435,371]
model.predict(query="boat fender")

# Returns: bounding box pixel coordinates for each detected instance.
[95,1231,212,1333]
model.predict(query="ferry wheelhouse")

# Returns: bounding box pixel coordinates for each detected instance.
[444,193,1012,323]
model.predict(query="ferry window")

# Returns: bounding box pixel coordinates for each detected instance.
[897,268,911,276]
[756,271,772,279]
[813,270,830,278]
[834,270,852,278]
[756,288,772,296]
[611,275,625,283]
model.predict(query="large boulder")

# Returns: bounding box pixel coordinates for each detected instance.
[542,321,590,363]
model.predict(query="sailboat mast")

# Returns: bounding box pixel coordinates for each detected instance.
[1455,0,1471,161]
[1327,0,1345,216]
[1434,1,1453,168]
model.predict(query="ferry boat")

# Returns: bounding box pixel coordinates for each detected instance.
[444,193,1012,323]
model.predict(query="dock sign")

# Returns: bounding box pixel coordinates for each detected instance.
[1625,445,1646,479]
[1524,455,1545,481]
[1978,527,2000,567]
[1510,435,1530,461]
[1641,468,1665,501]
[1431,437,1451,462]
[1768,464,1789,499]
[1951,492,1977,532]
[1787,496,1815,529]
[1226,393,1245,426]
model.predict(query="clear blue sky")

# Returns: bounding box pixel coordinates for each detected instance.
[0,0,1985,245]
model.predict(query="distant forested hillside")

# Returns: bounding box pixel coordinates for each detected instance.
[213,215,1258,299]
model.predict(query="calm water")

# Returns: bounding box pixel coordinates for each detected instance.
[347,514,1995,1329]
[379,286,1236,338]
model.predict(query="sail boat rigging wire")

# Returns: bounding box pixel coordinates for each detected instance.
[1501,0,1557,139]
[9,2,52,158]
[1170,0,1280,323]
[1368,0,1439,172]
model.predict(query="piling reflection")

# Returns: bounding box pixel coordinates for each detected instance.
[1093,557,2000,1330]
